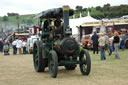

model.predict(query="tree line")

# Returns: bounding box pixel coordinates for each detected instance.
[2,13,19,22]
[75,4,128,19]
[2,13,33,26]
[2,4,128,22]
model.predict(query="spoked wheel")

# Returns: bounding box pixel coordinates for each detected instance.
[48,50,58,78]
[33,41,45,72]
[79,49,91,75]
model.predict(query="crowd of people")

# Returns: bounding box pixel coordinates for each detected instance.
[0,37,27,55]
[12,37,27,55]
[0,16,127,62]
[0,15,62,56]
[91,31,127,60]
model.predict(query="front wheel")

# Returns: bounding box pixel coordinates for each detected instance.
[33,41,45,72]
[48,50,58,78]
[79,49,91,75]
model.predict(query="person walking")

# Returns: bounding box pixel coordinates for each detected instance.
[113,32,120,59]
[16,38,23,54]
[91,31,99,54]
[108,36,113,56]
[22,40,27,54]
[98,33,106,60]
[12,38,18,55]
[104,34,109,51]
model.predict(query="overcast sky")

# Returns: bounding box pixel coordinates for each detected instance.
[0,0,128,16]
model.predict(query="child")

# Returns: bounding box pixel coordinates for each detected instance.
[3,42,10,55]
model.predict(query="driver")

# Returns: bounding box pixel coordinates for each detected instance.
[54,16,62,29]
[43,17,52,31]
[53,16,63,35]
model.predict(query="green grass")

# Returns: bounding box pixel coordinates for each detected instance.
[0,48,128,85]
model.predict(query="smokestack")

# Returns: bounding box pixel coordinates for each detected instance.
[63,5,69,35]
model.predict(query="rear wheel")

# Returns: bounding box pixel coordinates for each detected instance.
[79,49,91,75]
[48,50,58,78]
[33,41,45,72]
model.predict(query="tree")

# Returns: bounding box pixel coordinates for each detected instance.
[7,13,19,16]
[96,6,103,12]
[103,3,111,12]
[82,8,87,12]
[16,15,19,19]
[88,8,92,12]
[76,5,83,12]
[2,16,8,22]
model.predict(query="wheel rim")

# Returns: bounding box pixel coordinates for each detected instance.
[49,54,56,77]
[33,44,38,70]
[81,53,87,72]
[80,49,91,75]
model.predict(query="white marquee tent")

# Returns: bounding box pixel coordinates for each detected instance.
[70,12,99,35]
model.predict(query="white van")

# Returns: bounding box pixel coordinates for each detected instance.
[27,36,40,53]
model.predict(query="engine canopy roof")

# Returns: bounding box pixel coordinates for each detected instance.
[34,7,74,19]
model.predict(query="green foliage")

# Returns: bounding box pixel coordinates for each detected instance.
[96,6,103,12]
[7,13,19,16]
[76,5,83,12]
[0,4,128,27]
[74,4,128,19]
[3,16,8,22]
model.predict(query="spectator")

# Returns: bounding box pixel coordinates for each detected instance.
[22,40,27,54]
[98,33,106,60]
[120,33,126,50]
[0,39,3,53]
[3,40,9,55]
[104,34,109,53]
[113,32,120,59]
[12,38,18,55]
[16,38,23,54]
[108,36,113,56]
[91,31,99,54]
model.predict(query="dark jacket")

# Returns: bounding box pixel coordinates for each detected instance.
[54,19,62,28]
[0,41,3,48]
[113,36,120,43]
[43,20,52,30]
[91,34,99,45]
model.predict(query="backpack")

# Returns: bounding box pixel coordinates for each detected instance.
[4,44,9,51]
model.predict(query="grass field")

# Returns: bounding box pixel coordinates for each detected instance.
[0,49,128,85]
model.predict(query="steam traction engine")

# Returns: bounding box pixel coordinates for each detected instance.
[33,6,91,78]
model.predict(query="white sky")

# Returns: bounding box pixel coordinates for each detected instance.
[0,0,128,16]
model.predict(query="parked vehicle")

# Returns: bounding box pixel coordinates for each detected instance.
[82,25,114,49]
[27,36,40,53]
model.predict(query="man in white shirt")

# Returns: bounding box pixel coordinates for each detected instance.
[12,38,18,55]
[16,38,23,54]
[22,40,27,54]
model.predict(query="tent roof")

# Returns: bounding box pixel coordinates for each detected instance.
[69,12,99,35]
[70,11,99,26]
[79,12,99,22]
